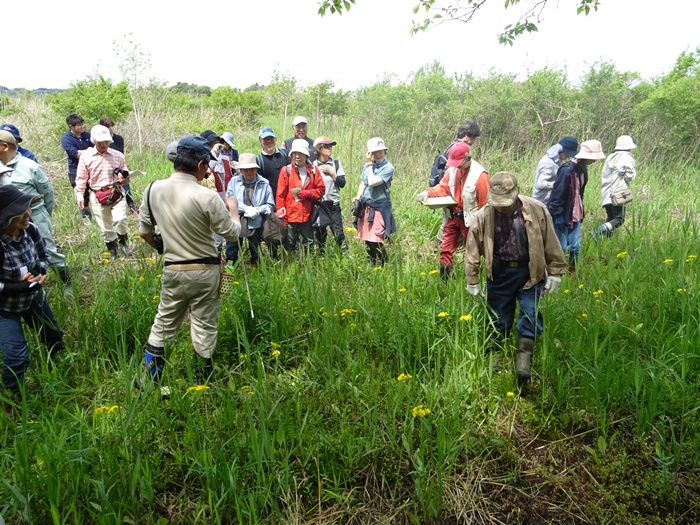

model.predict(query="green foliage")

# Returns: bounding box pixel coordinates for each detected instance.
[208,87,265,126]
[46,75,132,127]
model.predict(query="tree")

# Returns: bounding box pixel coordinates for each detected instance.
[318,0,600,45]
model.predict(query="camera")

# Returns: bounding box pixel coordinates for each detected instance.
[113,168,130,178]
[153,232,164,254]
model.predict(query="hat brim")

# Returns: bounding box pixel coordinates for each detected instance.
[368,146,388,153]
[259,133,276,139]
[488,191,517,208]
[238,162,259,170]
[91,135,113,144]
[317,141,337,147]
[1,194,40,228]
[446,157,468,168]
[575,152,606,160]
[561,147,578,157]
[222,137,235,148]
[290,148,309,157]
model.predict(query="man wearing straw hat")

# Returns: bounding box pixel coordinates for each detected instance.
[138,135,240,385]
[465,172,566,386]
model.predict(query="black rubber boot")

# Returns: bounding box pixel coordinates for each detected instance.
[516,336,535,386]
[106,241,119,263]
[118,234,134,257]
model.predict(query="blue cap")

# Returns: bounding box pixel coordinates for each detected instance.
[558,136,578,158]
[259,127,276,139]
[177,135,211,157]
[0,124,22,142]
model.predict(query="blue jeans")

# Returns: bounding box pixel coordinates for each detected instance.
[486,266,544,339]
[554,221,581,264]
[0,293,64,393]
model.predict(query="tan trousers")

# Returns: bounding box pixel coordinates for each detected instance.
[147,267,221,359]
[89,193,128,242]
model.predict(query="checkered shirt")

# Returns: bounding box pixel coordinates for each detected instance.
[0,223,49,313]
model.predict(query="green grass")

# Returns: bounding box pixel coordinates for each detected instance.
[1,143,699,524]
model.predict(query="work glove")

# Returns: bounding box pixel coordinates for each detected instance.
[466,283,483,297]
[544,275,561,294]
[1,281,34,295]
[416,191,428,203]
[244,206,260,219]
[298,190,312,200]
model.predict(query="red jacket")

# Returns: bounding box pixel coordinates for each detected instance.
[276,163,325,223]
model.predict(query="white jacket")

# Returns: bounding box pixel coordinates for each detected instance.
[601,151,636,206]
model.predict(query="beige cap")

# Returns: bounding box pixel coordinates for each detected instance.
[488,171,519,207]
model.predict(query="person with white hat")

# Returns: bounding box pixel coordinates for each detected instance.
[224,153,275,267]
[547,139,606,273]
[465,172,566,387]
[281,116,315,162]
[353,137,397,265]
[75,125,134,262]
[275,139,325,253]
[590,135,637,242]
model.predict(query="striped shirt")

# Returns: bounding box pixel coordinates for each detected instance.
[75,147,127,196]
[0,224,49,313]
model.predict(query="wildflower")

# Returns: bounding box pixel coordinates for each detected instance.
[564,289,570,294]
[420,272,426,276]
[397,373,412,381]
[319,306,325,312]
[412,405,431,418]
[271,341,281,349]
[102,259,109,264]
[156,274,162,279]
[581,313,588,318]
[663,259,674,264]
[272,349,281,357]
[175,378,183,383]
[239,354,247,360]
[233,281,240,286]
[102,251,110,256]
[334,313,338,317]
[399,288,407,293]
[145,257,155,263]
[506,391,515,398]
[677,288,687,293]
[373,266,382,271]
[437,311,449,318]
[350,323,357,328]
[429,269,439,275]
[241,385,250,390]
[359,399,364,404]
[592,290,603,296]
[186,385,210,393]
[345,227,356,232]
[578,284,584,289]
[616,251,627,258]
[340,308,358,317]
[247,390,255,395]
[139,276,146,282]
[459,314,473,321]
[152,295,160,303]
[686,255,697,263]
[95,405,121,415]
[322,312,329,317]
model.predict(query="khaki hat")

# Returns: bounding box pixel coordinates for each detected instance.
[290,139,310,157]
[614,135,636,150]
[366,137,387,153]
[237,153,259,170]
[488,171,519,207]
[0,130,17,145]
[575,140,606,160]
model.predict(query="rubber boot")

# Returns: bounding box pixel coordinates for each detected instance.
[439,264,453,282]
[590,222,612,243]
[56,266,73,296]
[106,241,119,263]
[516,336,535,386]
[143,343,166,384]
[195,356,215,384]
[118,234,134,257]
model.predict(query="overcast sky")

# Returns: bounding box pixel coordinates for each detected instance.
[4,0,698,91]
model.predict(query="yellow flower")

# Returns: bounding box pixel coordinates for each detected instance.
[239,354,247,360]
[686,255,697,263]
[506,391,515,398]
[319,306,325,312]
[272,349,281,357]
[186,385,210,393]
[95,405,121,415]
[102,259,109,264]
[145,257,155,263]
[429,269,439,275]
[102,251,110,256]
[412,405,431,418]
[373,266,383,271]
[241,385,250,390]
[340,308,358,317]
[581,313,588,318]
[616,251,627,258]
[322,311,329,317]
[677,288,687,293]
[564,289,570,294]
[399,288,407,293]
[357,266,362,270]
[592,290,603,296]
[437,311,449,318]
[345,227,356,232]
[578,284,584,289]
[156,274,162,278]
[420,272,426,276]
[152,295,160,302]
[397,373,412,381]
[247,390,255,396]
[271,341,281,349]
[139,276,146,282]
[459,314,473,321]
[175,378,183,383]
[663,259,674,264]
[233,281,240,286]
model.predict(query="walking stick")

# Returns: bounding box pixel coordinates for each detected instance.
[236,238,255,319]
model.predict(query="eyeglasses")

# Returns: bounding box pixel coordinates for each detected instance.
[321,144,333,149]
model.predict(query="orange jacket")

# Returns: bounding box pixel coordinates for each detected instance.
[276,163,325,223]
[426,165,489,212]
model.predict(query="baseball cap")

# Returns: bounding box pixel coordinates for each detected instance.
[292,116,308,126]
[446,142,471,168]
[0,130,16,145]
[259,127,276,139]
[90,125,113,144]
[177,135,212,158]
[488,171,519,208]
[313,136,337,148]
[165,141,179,162]
[0,124,22,142]
[558,136,578,158]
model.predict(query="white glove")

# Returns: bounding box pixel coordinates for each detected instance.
[545,275,561,294]
[243,206,260,219]
[416,191,428,203]
[467,284,483,297]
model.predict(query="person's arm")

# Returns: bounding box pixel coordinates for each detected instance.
[35,165,55,215]
[61,133,79,161]
[276,167,289,212]
[547,166,568,219]
[426,170,451,198]
[261,184,275,214]
[621,155,637,183]
[464,221,483,285]
[534,160,556,192]
[543,210,567,277]
[475,172,490,209]
[367,161,394,188]
[75,156,89,209]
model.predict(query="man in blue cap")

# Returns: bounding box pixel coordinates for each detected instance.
[138,135,241,385]
[0,124,37,163]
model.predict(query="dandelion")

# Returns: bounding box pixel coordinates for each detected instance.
[175,378,183,383]
[186,385,210,393]
[156,273,162,279]
[581,313,588,318]
[578,284,584,289]
[686,255,697,263]
[677,288,687,293]
[429,269,439,275]
[95,405,121,415]
[145,257,155,263]
[437,311,449,318]
[592,290,603,296]
[345,227,356,232]
[564,289,570,294]
[663,259,674,264]
[373,266,382,271]
[322,312,329,317]
[412,405,431,418]
[272,349,281,357]
[459,314,473,321]
[340,308,358,317]
[139,276,146,282]
[420,272,426,276]
[271,341,281,349]
[239,353,247,360]
[616,251,627,258]
[102,251,110,256]
[399,288,407,293]
[334,313,338,317]
[241,385,250,390]
[397,373,412,381]
[247,390,255,396]
[233,281,240,286]
[506,391,515,398]
[102,258,109,264]
[152,295,160,303]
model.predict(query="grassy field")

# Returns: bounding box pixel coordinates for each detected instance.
[1,137,699,524]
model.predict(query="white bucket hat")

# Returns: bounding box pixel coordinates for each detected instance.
[367,137,387,153]
[90,125,113,144]
[237,153,259,170]
[290,139,310,157]
[575,140,606,160]
[614,135,636,151]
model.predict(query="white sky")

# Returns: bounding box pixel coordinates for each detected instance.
[4,0,698,91]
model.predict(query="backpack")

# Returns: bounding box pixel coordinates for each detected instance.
[429,143,453,187]
[0,222,42,269]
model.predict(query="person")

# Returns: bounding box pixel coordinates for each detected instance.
[276,139,325,253]
[0,124,38,163]
[138,135,241,383]
[353,137,397,265]
[75,125,134,262]
[547,140,606,272]
[0,131,70,285]
[465,172,566,386]
[591,135,637,241]
[416,142,489,280]
[225,153,275,267]
[99,117,138,214]
[429,121,481,187]
[61,113,93,223]
[201,130,226,199]
[532,136,578,205]
[220,132,239,163]
[281,116,315,162]
[0,185,64,396]
[256,127,289,198]
[312,136,347,252]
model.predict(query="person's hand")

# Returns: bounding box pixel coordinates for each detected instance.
[1,281,34,294]
[276,207,286,218]
[212,143,224,155]
[321,165,336,178]
[545,275,561,294]
[244,206,260,219]
[365,151,373,164]
[467,283,483,297]
[76,195,85,210]
[416,191,428,203]
[298,190,312,200]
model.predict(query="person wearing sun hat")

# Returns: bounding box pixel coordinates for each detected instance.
[590,135,637,242]
[312,136,348,252]
[0,185,64,396]
[465,171,566,387]
[353,137,397,265]
[548,139,606,273]
[532,136,578,205]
